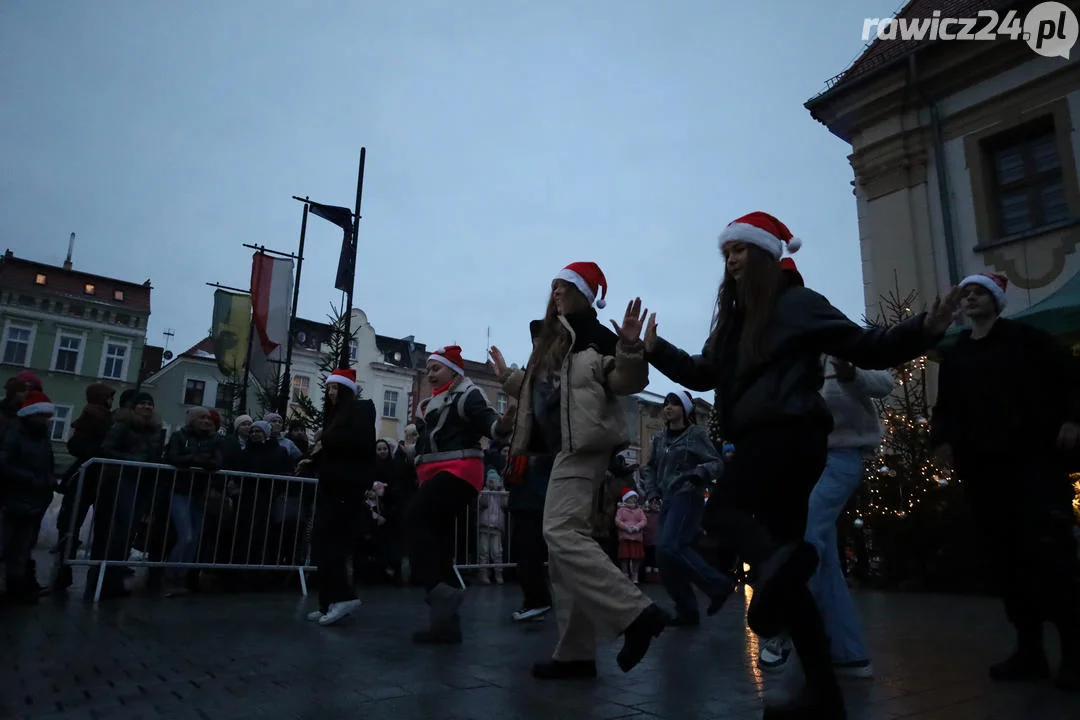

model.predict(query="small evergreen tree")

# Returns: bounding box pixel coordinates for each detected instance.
[841,280,985,590]
[289,303,357,433]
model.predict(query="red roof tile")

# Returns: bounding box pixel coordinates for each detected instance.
[0,249,152,313]
[823,0,1020,93]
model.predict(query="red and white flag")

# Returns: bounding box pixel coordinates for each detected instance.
[250,252,294,360]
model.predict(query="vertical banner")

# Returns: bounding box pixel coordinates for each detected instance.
[212,290,251,377]
[250,252,295,359]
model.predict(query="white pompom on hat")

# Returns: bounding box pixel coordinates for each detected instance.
[554,261,609,309]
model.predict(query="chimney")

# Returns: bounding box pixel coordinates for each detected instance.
[63,232,75,271]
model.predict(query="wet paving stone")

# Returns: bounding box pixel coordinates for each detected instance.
[4,568,1080,720]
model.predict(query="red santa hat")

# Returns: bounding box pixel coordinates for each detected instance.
[429,346,465,375]
[621,487,639,503]
[17,389,55,417]
[960,273,1008,310]
[554,262,608,309]
[780,257,805,286]
[719,211,801,261]
[325,368,357,394]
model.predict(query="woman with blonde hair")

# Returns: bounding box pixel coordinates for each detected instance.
[489,261,668,680]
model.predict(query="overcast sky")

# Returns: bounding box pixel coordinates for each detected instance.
[1,0,902,401]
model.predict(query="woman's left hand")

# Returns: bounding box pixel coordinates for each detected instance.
[610,298,648,344]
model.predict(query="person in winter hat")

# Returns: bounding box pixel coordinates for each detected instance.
[643,211,962,717]
[297,367,375,627]
[403,345,515,644]
[16,370,42,391]
[932,272,1080,691]
[615,489,647,583]
[489,261,668,680]
[264,412,302,460]
[640,390,733,626]
[0,390,56,603]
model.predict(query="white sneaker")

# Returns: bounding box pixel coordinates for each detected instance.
[306,610,325,622]
[318,598,362,626]
[759,636,793,672]
[512,606,552,622]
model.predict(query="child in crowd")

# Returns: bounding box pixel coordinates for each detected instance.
[615,489,647,584]
[477,470,508,585]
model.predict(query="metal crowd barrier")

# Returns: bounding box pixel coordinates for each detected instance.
[61,458,318,603]
[451,489,515,588]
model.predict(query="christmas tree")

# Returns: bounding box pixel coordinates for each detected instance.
[842,283,989,590]
[288,303,356,432]
[852,284,952,520]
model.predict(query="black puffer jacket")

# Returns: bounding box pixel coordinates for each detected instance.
[0,417,56,516]
[314,397,376,501]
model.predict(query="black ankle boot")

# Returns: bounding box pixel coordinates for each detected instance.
[617,604,670,672]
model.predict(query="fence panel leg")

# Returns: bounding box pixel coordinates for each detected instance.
[93,561,107,604]
[298,568,308,598]
[453,566,466,590]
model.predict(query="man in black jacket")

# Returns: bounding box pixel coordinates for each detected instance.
[932,272,1080,692]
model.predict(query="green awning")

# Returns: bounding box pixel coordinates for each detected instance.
[936,271,1080,351]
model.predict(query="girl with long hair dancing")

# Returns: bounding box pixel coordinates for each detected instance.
[643,213,959,718]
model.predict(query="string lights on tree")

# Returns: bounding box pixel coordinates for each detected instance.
[848,285,952,525]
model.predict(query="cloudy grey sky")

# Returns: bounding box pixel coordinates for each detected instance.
[1,0,901,400]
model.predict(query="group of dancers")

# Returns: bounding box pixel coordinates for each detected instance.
[301,210,1079,720]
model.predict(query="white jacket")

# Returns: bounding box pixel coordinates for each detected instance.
[820,356,894,451]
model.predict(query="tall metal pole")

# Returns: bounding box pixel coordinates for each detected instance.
[278,200,309,414]
[239,314,256,414]
[339,147,366,370]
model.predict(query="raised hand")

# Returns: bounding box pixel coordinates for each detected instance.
[644,313,658,352]
[610,298,648,344]
[488,345,508,377]
[925,285,963,337]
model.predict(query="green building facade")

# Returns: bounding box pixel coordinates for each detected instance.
[0,249,155,463]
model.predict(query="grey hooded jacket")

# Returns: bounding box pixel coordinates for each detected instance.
[640,424,722,500]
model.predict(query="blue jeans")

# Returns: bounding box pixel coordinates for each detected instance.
[806,448,870,664]
[657,490,733,617]
[166,494,204,581]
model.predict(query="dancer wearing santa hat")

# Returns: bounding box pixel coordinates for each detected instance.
[489,261,670,681]
[642,212,961,718]
[405,345,516,644]
[0,390,56,604]
[300,368,376,627]
[931,273,1080,692]
[640,390,734,627]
